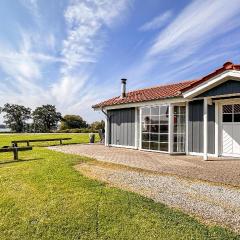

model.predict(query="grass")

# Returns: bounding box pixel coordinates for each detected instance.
[0,133,239,239]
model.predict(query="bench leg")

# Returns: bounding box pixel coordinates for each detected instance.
[60,140,62,145]
[27,141,30,146]
[13,149,18,160]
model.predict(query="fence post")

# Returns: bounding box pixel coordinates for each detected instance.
[13,148,18,160]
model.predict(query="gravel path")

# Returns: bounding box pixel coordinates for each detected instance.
[76,162,240,233]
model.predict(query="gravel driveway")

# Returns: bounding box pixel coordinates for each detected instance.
[76,161,240,233]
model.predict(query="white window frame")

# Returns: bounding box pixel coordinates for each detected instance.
[172,105,187,154]
[139,102,187,154]
[139,104,170,153]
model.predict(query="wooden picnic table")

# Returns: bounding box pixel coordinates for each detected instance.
[0,146,32,160]
[12,138,72,147]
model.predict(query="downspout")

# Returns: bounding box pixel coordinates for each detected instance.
[101,107,109,119]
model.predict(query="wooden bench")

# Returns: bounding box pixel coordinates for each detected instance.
[12,138,72,147]
[0,146,32,160]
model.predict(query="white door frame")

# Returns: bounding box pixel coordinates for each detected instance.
[215,98,240,157]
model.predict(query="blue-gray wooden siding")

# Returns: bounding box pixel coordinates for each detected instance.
[197,80,240,98]
[109,108,135,146]
[188,100,215,154]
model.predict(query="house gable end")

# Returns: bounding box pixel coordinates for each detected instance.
[182,70,240,99]
[196,80,240,98]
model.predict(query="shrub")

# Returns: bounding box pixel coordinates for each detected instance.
[56,128,98,133]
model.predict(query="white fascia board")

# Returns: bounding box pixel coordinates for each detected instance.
[103,97,188,110]
[183,70,240,99]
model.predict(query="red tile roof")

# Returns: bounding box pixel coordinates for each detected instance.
[92,80,198,108]
[92,62,240,109]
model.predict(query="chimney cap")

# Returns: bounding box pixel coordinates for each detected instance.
[121,78,127,83]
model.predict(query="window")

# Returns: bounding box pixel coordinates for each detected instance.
[141,105,169,152]
[173,106,186,153]
[223,104,240,123]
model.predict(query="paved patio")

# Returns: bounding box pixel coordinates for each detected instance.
[50,144,240,187]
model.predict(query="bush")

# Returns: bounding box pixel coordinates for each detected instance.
[56,128,98,133]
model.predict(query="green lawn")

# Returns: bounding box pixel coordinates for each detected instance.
[0,134,239,239]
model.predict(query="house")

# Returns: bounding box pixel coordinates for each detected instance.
[93,62,240,160]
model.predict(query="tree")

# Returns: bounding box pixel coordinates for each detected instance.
[60,115,88,130]
[0,103,31,132]
[90,120,105,131]
[32,105,62,132]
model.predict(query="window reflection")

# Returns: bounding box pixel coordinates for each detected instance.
[141,105,169,151]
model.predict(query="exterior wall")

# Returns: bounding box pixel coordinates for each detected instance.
[108,108,135,147]
[207,104,215,154]
[188,100,203,153]
[188,100,215,154]
[197,80,240,98]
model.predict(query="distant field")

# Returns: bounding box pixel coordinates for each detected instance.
[0,134,239,239]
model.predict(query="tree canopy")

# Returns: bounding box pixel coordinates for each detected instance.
[90,120,105,131]
[0,103,31,132]
[32,105,62,132]
[60,115,88,130]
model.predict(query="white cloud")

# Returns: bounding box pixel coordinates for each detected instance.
[0,31,60,83]
[139,11,172,31]
[0,0,132,123]
[51,0,132,114]
[0,30,55,113]
[61,0,131,71]
[148,0,240,59]
[122,0,240,87]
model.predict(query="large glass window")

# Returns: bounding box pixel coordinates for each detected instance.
[141,105,169,152]
[173,106,186,153]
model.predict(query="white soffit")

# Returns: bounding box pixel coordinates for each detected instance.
[182,70,240,99]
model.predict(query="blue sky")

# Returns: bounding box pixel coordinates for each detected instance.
[0,0,240,123]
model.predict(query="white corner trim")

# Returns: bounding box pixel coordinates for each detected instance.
[139,107,143,149]
[215,102,219,157]
[168,103,174,154]
[203,98,208,160]
[185,102,189,154]
[183,70,240,99]
[135,107,138,149]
